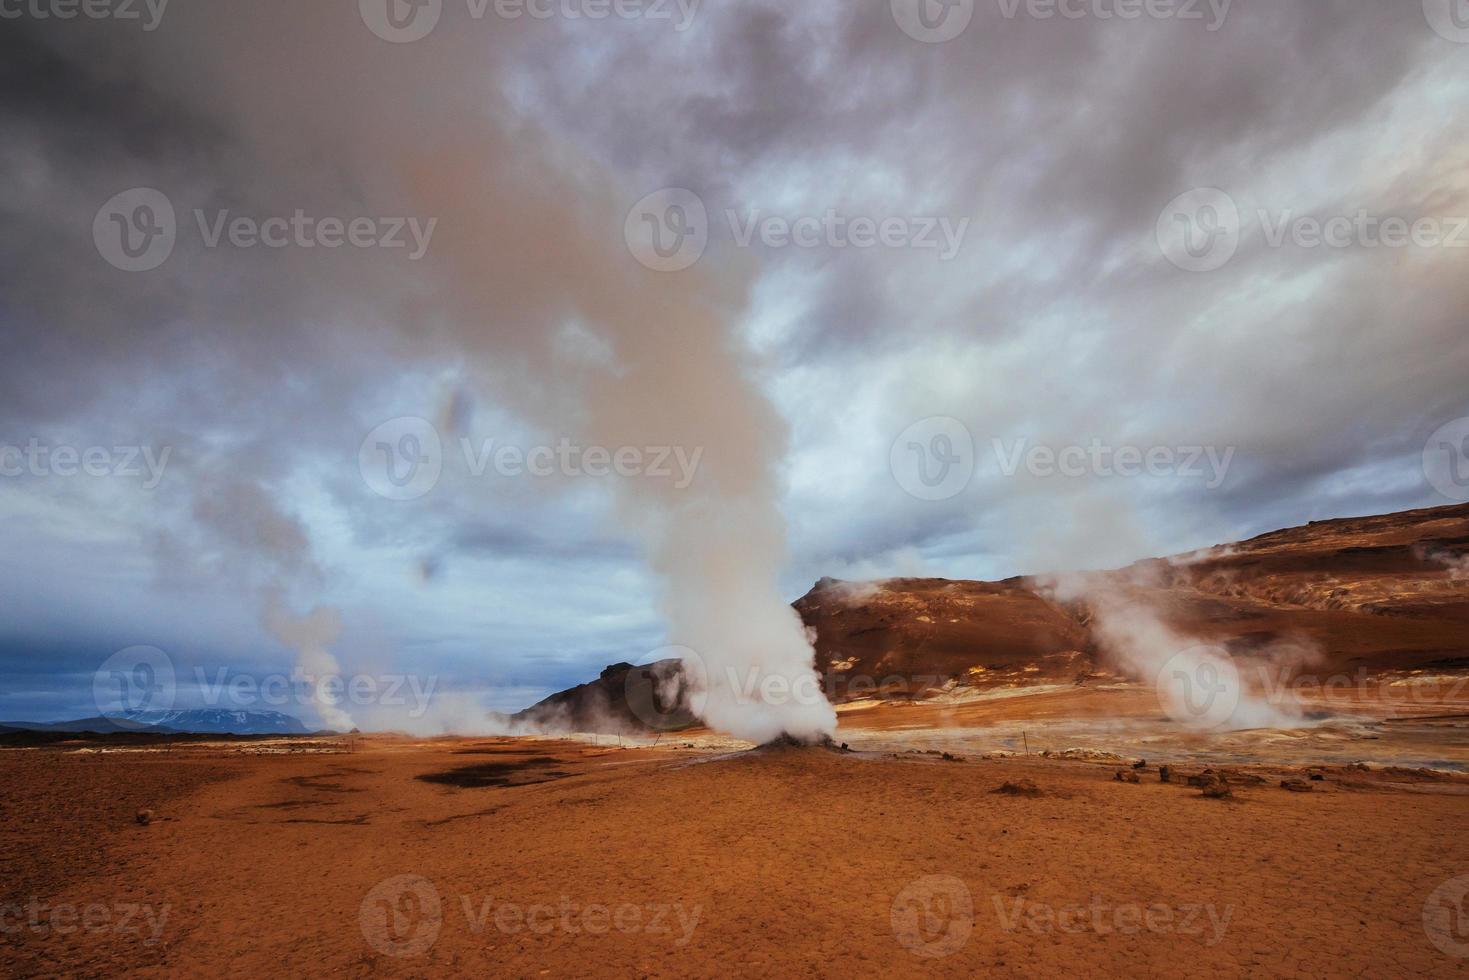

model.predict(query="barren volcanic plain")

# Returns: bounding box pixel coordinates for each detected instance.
[5,504,1469,977]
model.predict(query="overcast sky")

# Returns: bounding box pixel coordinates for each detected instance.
[2,1,1466,727]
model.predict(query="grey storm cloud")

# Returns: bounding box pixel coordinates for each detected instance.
[0,1,1465,728]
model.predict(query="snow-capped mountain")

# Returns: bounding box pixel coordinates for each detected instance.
[2,709,315,736]
[117,709,311,734]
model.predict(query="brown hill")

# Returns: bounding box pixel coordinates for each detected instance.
[508,658,700,736]
[802,502,1469,698]
[515,503,1469,732]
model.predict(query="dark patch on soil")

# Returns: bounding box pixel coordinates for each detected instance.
[257,799,339,810]
[422,807,504,827]
[416,757,571,789]
[280,775,364,793]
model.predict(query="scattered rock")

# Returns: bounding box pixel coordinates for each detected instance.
[994,779,1042,798]
[1159,766,1172,783]
[1201,783,1233,799]
[1309,773,1325,782]
[136,808,154,826]
[1133,759,1147,770]
[1280,779,1313,793]
[1114,770,1141,784]
[1217,769,1268,786]
[1043,748,1124,762]
[941,752,966,762]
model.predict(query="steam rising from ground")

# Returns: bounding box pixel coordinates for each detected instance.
[66,5,836,743]
[1046,569,1313,732]
[264,597,354,733]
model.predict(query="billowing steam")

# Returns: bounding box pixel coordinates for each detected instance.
[264,596,354,733]
[42,5,835,743]
[1046,569,1312,731]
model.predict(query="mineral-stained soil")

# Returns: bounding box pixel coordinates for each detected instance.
[4,725,1468,978]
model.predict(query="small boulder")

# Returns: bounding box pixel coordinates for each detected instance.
[1280,779,1313,793]
[1201,783,1233,799]
[1114,770,1141,784]
[135,808,154,826]
[1159,766,1172,783]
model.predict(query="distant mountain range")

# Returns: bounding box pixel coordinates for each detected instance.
[1,709,313,736]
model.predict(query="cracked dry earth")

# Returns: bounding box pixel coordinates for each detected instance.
[3,736,1468,978]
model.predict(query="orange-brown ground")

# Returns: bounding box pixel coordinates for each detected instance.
[5,705,1469,978]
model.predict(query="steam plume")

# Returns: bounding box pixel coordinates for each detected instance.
[58,4,835,742]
